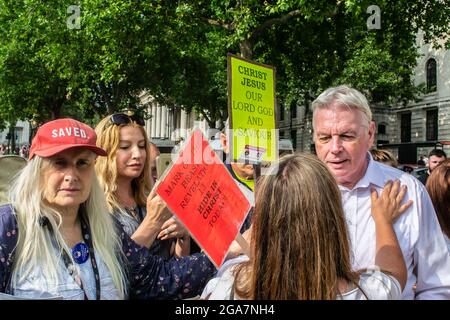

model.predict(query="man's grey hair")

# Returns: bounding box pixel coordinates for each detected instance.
[311,85,372,127]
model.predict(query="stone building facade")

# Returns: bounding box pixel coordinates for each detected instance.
[140,93,210,153]
[384,31,450,163]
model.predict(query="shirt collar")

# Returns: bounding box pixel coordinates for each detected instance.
[339,152,387,191]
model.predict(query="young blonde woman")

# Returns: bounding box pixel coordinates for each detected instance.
[95,113,189,259]
[203,153,411,300]
[0,119,215,299]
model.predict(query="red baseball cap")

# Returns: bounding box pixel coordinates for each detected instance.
[29,118,107,160]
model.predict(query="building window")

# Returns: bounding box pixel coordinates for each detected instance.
[290,130,297,150]
[279,104,285,121]
[400,113,411,143]
[426,58,437,92]
[377,123,386,135]
[290,101,297,119]
[426,109,438,141]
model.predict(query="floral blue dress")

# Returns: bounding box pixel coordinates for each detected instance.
[0,204,215,299]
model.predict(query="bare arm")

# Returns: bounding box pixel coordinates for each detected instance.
[174,236,191,257]
[131,191,172,248]
[225,225,252,260]
[370,180,413,290]
[157,217,191,257]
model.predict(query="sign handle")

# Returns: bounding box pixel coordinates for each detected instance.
[235,233,251,258]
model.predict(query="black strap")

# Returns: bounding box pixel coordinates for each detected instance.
[80,214,101,300]
[4,252,15,294]
[136,206,144,222]
[60,212,101,300]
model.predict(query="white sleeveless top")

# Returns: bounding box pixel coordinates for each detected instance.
[202,256,402,300]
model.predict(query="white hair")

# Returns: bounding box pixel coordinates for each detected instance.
[9,156,127,298]
[311,85,372,128]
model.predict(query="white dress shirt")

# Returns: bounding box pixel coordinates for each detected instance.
[340,153,450,299]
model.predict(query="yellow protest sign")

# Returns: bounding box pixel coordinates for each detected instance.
[227,54,277,163]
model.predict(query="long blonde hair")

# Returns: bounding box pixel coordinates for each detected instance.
[234,153,358,299]
[9,156,127,298]
[94,116,152,214]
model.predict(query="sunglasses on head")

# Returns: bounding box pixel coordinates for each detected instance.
[109,113,145,127]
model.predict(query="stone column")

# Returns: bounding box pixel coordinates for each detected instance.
[151,103,157,138]
[155,105,161,138]
[161,105,167,138]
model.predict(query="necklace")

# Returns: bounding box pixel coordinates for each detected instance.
[124,205,137,217]
[124,205,144,222]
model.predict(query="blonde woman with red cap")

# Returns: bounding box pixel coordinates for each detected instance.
[0,118,216,299]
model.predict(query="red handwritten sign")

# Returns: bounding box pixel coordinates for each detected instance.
[156,129,251,267]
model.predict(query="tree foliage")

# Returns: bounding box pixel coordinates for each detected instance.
[172,0,450,123]
[0,0,173,128]
[0,0,449,129]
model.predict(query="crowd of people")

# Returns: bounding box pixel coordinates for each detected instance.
[0,144,29,158]
[1,85,449,300]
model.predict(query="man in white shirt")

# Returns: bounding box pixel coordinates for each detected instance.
[311,85,450,299]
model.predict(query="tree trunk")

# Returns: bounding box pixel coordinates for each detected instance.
[107,104,116,115]
[240,39,253,59]
[9,126,15,154]
[50,104,62,119]
[199,109,214,128]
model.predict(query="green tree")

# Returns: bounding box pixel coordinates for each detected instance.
[0,0,74,127]
[0,0,449,131]
[169,0,450,125]
[0,0,173,127]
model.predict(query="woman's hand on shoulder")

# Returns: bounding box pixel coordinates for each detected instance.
[370,180,413,224]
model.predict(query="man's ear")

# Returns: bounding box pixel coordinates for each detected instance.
[220,132,229,154]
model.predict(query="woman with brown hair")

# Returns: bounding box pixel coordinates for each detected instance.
[426,159,450,251]
[203,153,410,300]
